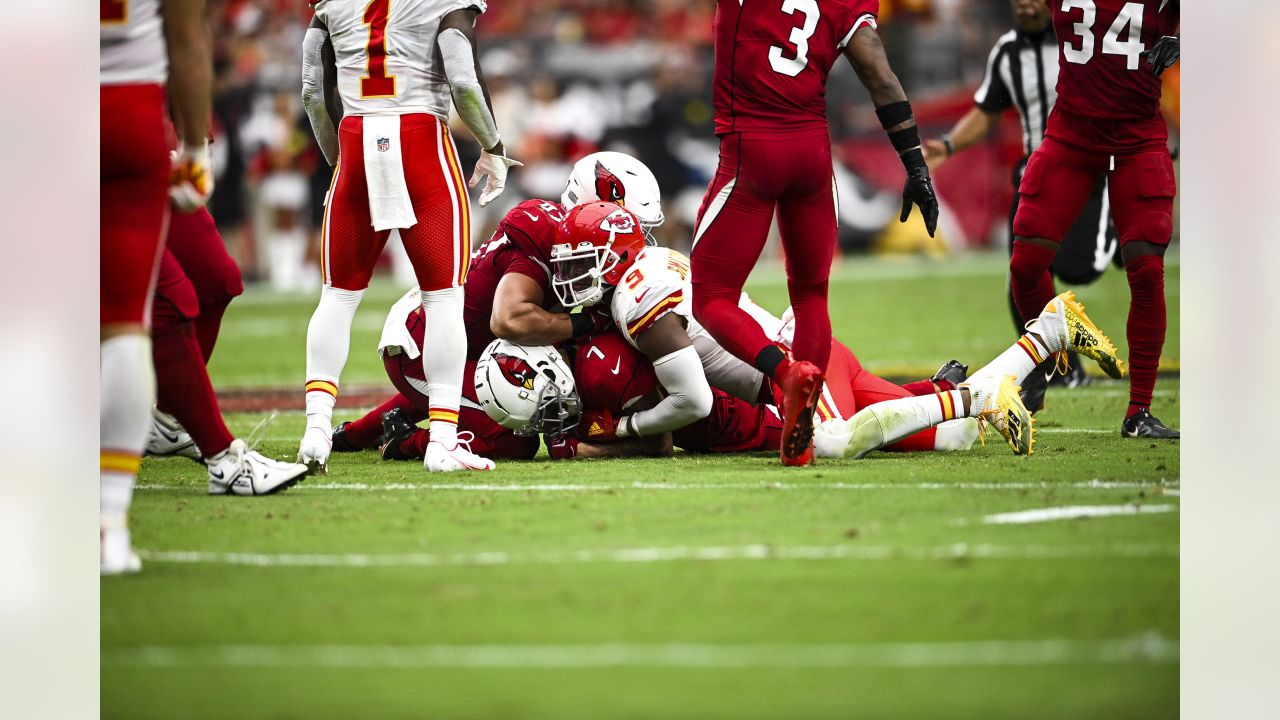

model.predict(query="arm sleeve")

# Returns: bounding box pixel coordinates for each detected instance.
[974,40,1013,113]
[625,345,714,437]
[301,27,338,166]
[437,27,501,151]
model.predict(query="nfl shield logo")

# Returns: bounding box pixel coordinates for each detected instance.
[377,137,390,152]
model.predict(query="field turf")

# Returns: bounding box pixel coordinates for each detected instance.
[103,253,1180,719]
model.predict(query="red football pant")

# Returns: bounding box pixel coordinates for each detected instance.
[101,84,170,325]
[321,114,471,291]
[818,340,936,452]
[691,130,836,373]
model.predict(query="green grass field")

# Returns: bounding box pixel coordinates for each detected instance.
[103,253,1180,719]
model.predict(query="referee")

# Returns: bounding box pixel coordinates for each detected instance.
[925,0,1118,388]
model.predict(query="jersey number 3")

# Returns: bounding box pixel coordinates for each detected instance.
[769,0,820,78]
[1061,0,1147,70]
[361,0,398,98]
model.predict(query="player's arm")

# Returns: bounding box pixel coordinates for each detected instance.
[161,0,214,211]
[922,108,1000,171]
[301,15,339,166]
[843,23,938,236]
[490,274,609,345]
[437,8,521,207]
[603,315,713,439]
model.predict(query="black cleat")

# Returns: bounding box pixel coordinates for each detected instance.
[932,360,969,387]
[1048,350,1091,388]
[1122,408,1180,439]
[379,408,420,461]
[330,422,363,453]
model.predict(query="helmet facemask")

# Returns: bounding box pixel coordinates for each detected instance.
[524,380,582,438]
[551,240,622,309]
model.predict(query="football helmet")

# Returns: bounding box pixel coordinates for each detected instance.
[550,201,647,308]
[561,151,664,240]
[475,339,582,437]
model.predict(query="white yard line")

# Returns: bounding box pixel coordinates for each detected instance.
[982,504,1178,525]
[103,633,1177,669]
[135,542,1177,569]
[136,480,1176,492]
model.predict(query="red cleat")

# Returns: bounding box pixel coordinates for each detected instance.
[777,360,823,466]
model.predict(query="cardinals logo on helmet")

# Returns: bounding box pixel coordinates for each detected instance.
[493,353,537,390]
[594,161,626,204]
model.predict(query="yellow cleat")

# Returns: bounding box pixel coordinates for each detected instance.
[972,375,1035,456]
[1042,290,1127,379]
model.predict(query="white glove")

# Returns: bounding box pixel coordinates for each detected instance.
[469,151,522,208]
[169,141,214,213]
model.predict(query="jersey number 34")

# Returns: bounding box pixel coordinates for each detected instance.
[1060,0,1148,70]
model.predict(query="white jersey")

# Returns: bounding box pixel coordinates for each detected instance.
[100,0,167,86]
[611,247,764,403]
[314,0,487,120]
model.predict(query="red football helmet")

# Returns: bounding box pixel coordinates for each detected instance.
[550,202,647,308]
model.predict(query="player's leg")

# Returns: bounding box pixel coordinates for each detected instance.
[1109,150,1178,438]
[165,207,244,361]
[300,117,390,472]
[397,116,492,471]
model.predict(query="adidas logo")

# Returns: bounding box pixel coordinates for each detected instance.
[1072,329,1097,348]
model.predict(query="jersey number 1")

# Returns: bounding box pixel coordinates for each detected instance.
[1061,0,1147,70]
[361,0,398,98]
[769,0,820,78]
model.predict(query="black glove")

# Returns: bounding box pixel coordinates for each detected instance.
[1141,36,1179,78]
[569,304,616,337]
[901,166,939,238]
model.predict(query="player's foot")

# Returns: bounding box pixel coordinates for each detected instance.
[330,422,364,453]
[297,426,332,475]
[424,436,495,472]
[778,360,824,467]
[101,521,141,576]
[966,374,1035,456]
[208,439,308,496]
[1122,408,1180,439]
[379,408,420,461]
[1035,291,1126,379]
[932,359,970,387]
[1018,361,1053,415]
[145,408,202,462]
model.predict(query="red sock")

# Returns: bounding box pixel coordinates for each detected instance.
[884,428,938,453]
[1009,240,1059,324]
[152,317,234,457]
[1125,254,1166,412]
[786,277,832,372]
[403,428,432,458]
[344,393,419,449]
[900,379,955,396]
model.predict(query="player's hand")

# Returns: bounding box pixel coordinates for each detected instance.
[169,141,214,213]
[547,435,580,460]
[1141,36,1179,78]
[900,166,939,238]
[922,139,949,172]
[470,150,523,208]
[571,305,615,337]
[579,409,621,442]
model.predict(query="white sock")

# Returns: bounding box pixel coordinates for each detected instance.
[421,286,466,444]
[860,389,968,448]
[101,334,155,520]
[304,285,364,429]
[968,329,1056,387]
[934,418,980,451]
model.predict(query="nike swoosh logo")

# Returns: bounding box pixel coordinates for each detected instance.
[210,468,225,480]
[635,287,651,303]
[523,211,539,222]
[611,358,621,375]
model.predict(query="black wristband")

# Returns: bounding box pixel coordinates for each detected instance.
[888,126,922,154]
[901,147,927,173]
[941,134,955,156]
[875,101,913,129]
[570,312,593,337]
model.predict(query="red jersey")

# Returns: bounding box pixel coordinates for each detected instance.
[1052,0,1179,121]
[569,331,658,415]
[461,199,566,359]
[712,0,879,135]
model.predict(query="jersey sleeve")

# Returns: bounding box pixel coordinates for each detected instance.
[835,0,881,50]
[974,38,1013,112]
[613,259,689,346]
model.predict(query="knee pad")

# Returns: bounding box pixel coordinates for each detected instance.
[1010,240,1057,282]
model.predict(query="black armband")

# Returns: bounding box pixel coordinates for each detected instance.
[570,312,594,337]
[900,147,927,173]
[888,126,922,154]
[875,101,913,130]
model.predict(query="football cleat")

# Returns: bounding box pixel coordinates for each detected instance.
[1036,291,1126,379]
[297,426,332,475]
[1018,361,1053,415]
[424,437,495,472]
[931,359,970,387]
[968,374,1035,456]
[1122,408,1180,439]
[379,408,420,461]
[145,408,202,462]
[1048,351,1091,388]
[330,422,363,453]
[208,439,308,496]
[101,521,141,576]
[778,360,824,467]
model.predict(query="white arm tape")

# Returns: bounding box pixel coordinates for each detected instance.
[626,345,714,437]
[438,28,500,150]
[301,27,338,166]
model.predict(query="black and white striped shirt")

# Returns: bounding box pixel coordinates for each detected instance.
[974,27,1059,157]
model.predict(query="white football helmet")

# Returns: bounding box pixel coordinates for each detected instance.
[561,151,664,240]
[475,339,581,437]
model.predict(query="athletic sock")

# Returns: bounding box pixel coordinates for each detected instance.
[855,389,968,451]
[345,393,418,449]
[1125,254,1166,411]
[101,334,155,521]
[754,344,790,380]
[1009,240,1059,324]
[421,287,466,445]
[934,419,981,451]
[900,378,956,396]
[786,277,832,372]
[967,331,1054,387]
[304,285,364,429]
[152,317,234,457]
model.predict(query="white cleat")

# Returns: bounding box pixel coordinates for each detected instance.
[101,522,141,576]
[146,408,202,461]
[424,436,495,472]
[209,439,309,496]
[297,426,332,475]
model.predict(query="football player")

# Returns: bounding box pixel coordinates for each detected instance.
[689,1,939,466]
[1008,0,1179,438]
[101,0,213,574]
